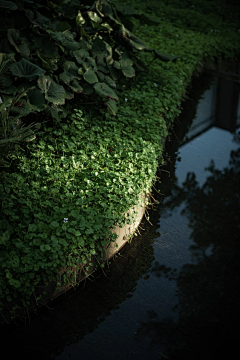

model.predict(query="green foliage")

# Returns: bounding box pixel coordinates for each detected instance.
[0,0,240,319]
[0,103,167,314]
[0,0,175,121]
[0,91,40,167]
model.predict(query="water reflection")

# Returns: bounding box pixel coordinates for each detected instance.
[136,130,240,358]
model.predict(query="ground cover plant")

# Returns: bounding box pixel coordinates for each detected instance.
[0,0,175,166]
[0,0,240,319]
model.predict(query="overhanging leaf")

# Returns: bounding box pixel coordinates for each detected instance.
[83,68,98,84]
[68,79,83,93]
[104,76,116,89]
[96,71,105,82]
[46,104,64,121]
[10,58,45,79]
[18,43,30,58]
[7,28,20,53]
[47,30,80,51]
[10,98,32,118]
[27,88,46,111]
[128,33,147,51]
[106,99,117,115]
[73,49,89,64]
[92,37,108,56]
[62,61,81,79]
[2,85,17,95]
[7,29,30,57]
[38,75,65,105]
[34,37,59,59]
[96,55,108,73]
[109,66,120,81]
[119,58,135,78]
[94,82,118,101]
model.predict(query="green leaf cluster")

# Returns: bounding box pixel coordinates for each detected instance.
[0,0,176,120]
[0,102,167,315]
[1,0,240,319]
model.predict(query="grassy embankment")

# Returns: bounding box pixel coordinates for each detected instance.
[0,0,240,317]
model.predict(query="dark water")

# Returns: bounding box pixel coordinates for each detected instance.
[1,73,240,360]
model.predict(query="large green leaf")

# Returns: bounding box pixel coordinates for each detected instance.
[38,75,65,105]
[104,76,116,89]
[128,33,147,51]
[73,49,89,64]
[113,61,121,69]
[2,85,17,95]
[62,61,81,79]
[96,55,108,73]
[34,37,59,59]
[96,71,105,81]
[18,43,30,58]
[59,61,82,88]
[68,79,83,93]
[0,0,17,10]
[83,68,98,84]
[106,99,117,115]
[109,66,120,81]
[47,30,80,51]
[94,82,118,101]
[92,37,108,56]
[10,59,45,80]
[80,58,97,72]
[59,63,83,92]
[59,71,72,85]
[46,105,64,121]
[119,58,135,78]
[7,29,30,57]
[7,28,20,53]
[27,88,46,111]
[16,82,34,93]
[10,99,32,118]
[51,21,71,32]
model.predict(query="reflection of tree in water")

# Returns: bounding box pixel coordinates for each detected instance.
[137,130,240,359]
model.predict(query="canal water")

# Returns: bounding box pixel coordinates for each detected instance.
[1,72,240,360]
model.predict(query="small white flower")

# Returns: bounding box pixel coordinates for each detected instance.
[176,34,179,37]
[154,83,158,87]
[125,98,128,102]
[63,218,68,223]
